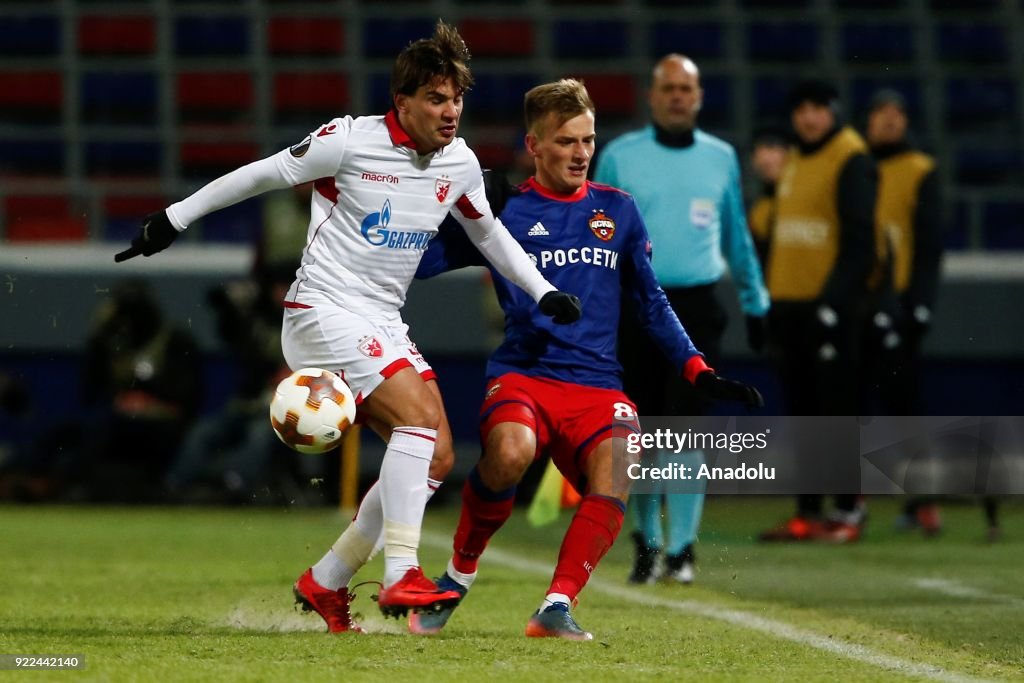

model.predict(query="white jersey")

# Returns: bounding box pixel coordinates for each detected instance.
[167,110,554,323]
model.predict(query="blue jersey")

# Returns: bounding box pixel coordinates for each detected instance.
[416,178,702,390]
[594,127,770,316]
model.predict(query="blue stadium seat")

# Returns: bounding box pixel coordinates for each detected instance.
[954,146,1021,186]
[753,76,793,119]
[198,197,264,243]
[363,19,435,58]
[929,0,999,11]
[85,141,162,177]
[0,15,60,56]
[650,22,725,61]
[835,0,909,9]
[936,24,1008,65]
[945,201,970,250]
[553,21,629,60]
[850,78,921,123]
[465,73,541,122]
[699,75,733,129]
[0,140,64,175]
[841,24,914,64]
[945,78,1017,131]
[740,0,811,7]
[175,16,249,57]
[982,202,1024,250]
[81,72,158,125]
[747,22,819,62]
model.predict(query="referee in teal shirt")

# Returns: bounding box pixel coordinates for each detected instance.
[594,54,769,585]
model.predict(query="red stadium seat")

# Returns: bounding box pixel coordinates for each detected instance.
[0,71,62,124]
[177,72,254,123]
[574,74,636,118]
[273,72,348,112]
[180,142,259,179]
[78,16,156,55]
[267,17,344,56]
[5,195,87,242]
[458,20,533,57]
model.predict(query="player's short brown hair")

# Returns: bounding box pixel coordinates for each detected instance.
[524,79,595,136]
[390,20,473,99]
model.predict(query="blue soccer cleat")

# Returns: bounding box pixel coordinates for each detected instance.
[407,572,468,635]
[524,602,593,641]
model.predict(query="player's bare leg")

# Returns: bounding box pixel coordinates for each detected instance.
[409,421,535,634]
[525,437,629,641]
[297,379,455,631]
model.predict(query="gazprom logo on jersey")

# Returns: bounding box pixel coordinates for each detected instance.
[360,199,430,250]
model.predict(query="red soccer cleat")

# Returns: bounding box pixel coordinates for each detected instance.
[758,516,826,542]
[293,568,363,633]
[376,567,462,619]
[815,519,863,544]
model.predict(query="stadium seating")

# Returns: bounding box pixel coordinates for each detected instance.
[650,22,725,61]
[273,72,349,126]
[0,3,1019,249]
[78,16,156,56]
[4,195,87,242]
[267,17,345,56]
[0,71,62,125]
[80,72,159,125]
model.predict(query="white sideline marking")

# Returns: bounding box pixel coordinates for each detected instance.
[421,531,994,683]
[912,578,1024,607]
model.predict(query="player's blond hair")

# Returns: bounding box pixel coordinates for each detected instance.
[390,20,473,98]
[524,79,595,136]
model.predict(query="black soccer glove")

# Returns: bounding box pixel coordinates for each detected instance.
[694,370,765,409]
[482,169,521,216]
[746,314,767,353]
[539,291,582,324]
[114,210,179,262]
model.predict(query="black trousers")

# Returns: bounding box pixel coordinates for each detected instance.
[769,301,862,516]
[619,282,727,417]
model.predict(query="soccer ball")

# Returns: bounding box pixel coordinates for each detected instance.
[269,368,356,454]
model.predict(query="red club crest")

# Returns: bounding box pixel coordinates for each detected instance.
[435,178,451,203]
[588,210,616,241]
[358,336,384,358]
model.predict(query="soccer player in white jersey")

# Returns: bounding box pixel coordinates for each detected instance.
[116,21,582,632]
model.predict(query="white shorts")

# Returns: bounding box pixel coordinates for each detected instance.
[281,300,435,403]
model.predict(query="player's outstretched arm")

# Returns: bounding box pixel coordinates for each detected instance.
[693,369,764,409]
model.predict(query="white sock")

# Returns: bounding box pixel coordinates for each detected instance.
[540,592,571,612]
[370,477,442,558]
[379,427,435,586]
[310,481,383,590]
[446,558,477,590]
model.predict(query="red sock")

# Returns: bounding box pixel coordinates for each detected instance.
[548,495,625,601]
[452,469,515,574]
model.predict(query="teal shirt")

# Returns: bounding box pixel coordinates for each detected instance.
[594,126,770,316]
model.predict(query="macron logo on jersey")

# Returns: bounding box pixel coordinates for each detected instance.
[527,222,549,236]
[360,199,431,250]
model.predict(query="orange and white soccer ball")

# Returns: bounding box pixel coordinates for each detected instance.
[269,368,356,454]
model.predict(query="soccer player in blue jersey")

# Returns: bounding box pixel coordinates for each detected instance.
[411,79,763,640]
[594,55,771,584]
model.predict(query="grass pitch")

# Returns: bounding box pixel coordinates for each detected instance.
[0,497,1021,682]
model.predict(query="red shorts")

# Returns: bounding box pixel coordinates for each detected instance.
[479,373,641,493]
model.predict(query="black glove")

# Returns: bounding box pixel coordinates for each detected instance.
[539,291,582,324]
[114,210,179,262]
[746,315,767,353]
[694,370,765,409]
[482,169,521,216]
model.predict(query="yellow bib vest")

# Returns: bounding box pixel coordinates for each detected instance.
[875,150,936,293]
[769,127,867,302]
